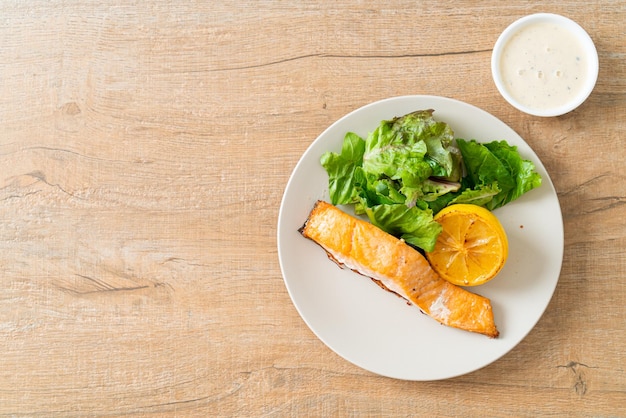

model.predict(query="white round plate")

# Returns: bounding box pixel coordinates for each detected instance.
[277,95,563,381]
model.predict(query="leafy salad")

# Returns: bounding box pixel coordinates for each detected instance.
[320,109,542,252]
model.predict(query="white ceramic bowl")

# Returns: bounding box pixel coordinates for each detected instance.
[491,13,599,117]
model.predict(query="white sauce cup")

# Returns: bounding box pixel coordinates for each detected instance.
[491,13,599,117]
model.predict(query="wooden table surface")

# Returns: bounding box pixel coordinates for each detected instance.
[1,1,624,416]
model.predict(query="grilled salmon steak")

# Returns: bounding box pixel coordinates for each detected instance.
[299,200,499,338]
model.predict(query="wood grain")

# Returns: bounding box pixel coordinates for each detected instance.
[0,1,624,416]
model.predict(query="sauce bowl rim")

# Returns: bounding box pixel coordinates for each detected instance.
[491,12,599,117]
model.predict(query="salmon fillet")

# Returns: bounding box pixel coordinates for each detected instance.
[299,200,499,338]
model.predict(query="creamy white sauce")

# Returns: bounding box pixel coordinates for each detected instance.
[499,22,588,110]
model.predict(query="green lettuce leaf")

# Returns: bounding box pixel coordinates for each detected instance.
[319,110,542,253]
[362,109,458,184]
[456,139,542,210]
[359,201,442,252]
[449,183,502,207]
[484,141,543,202]
[320,132,365,205]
